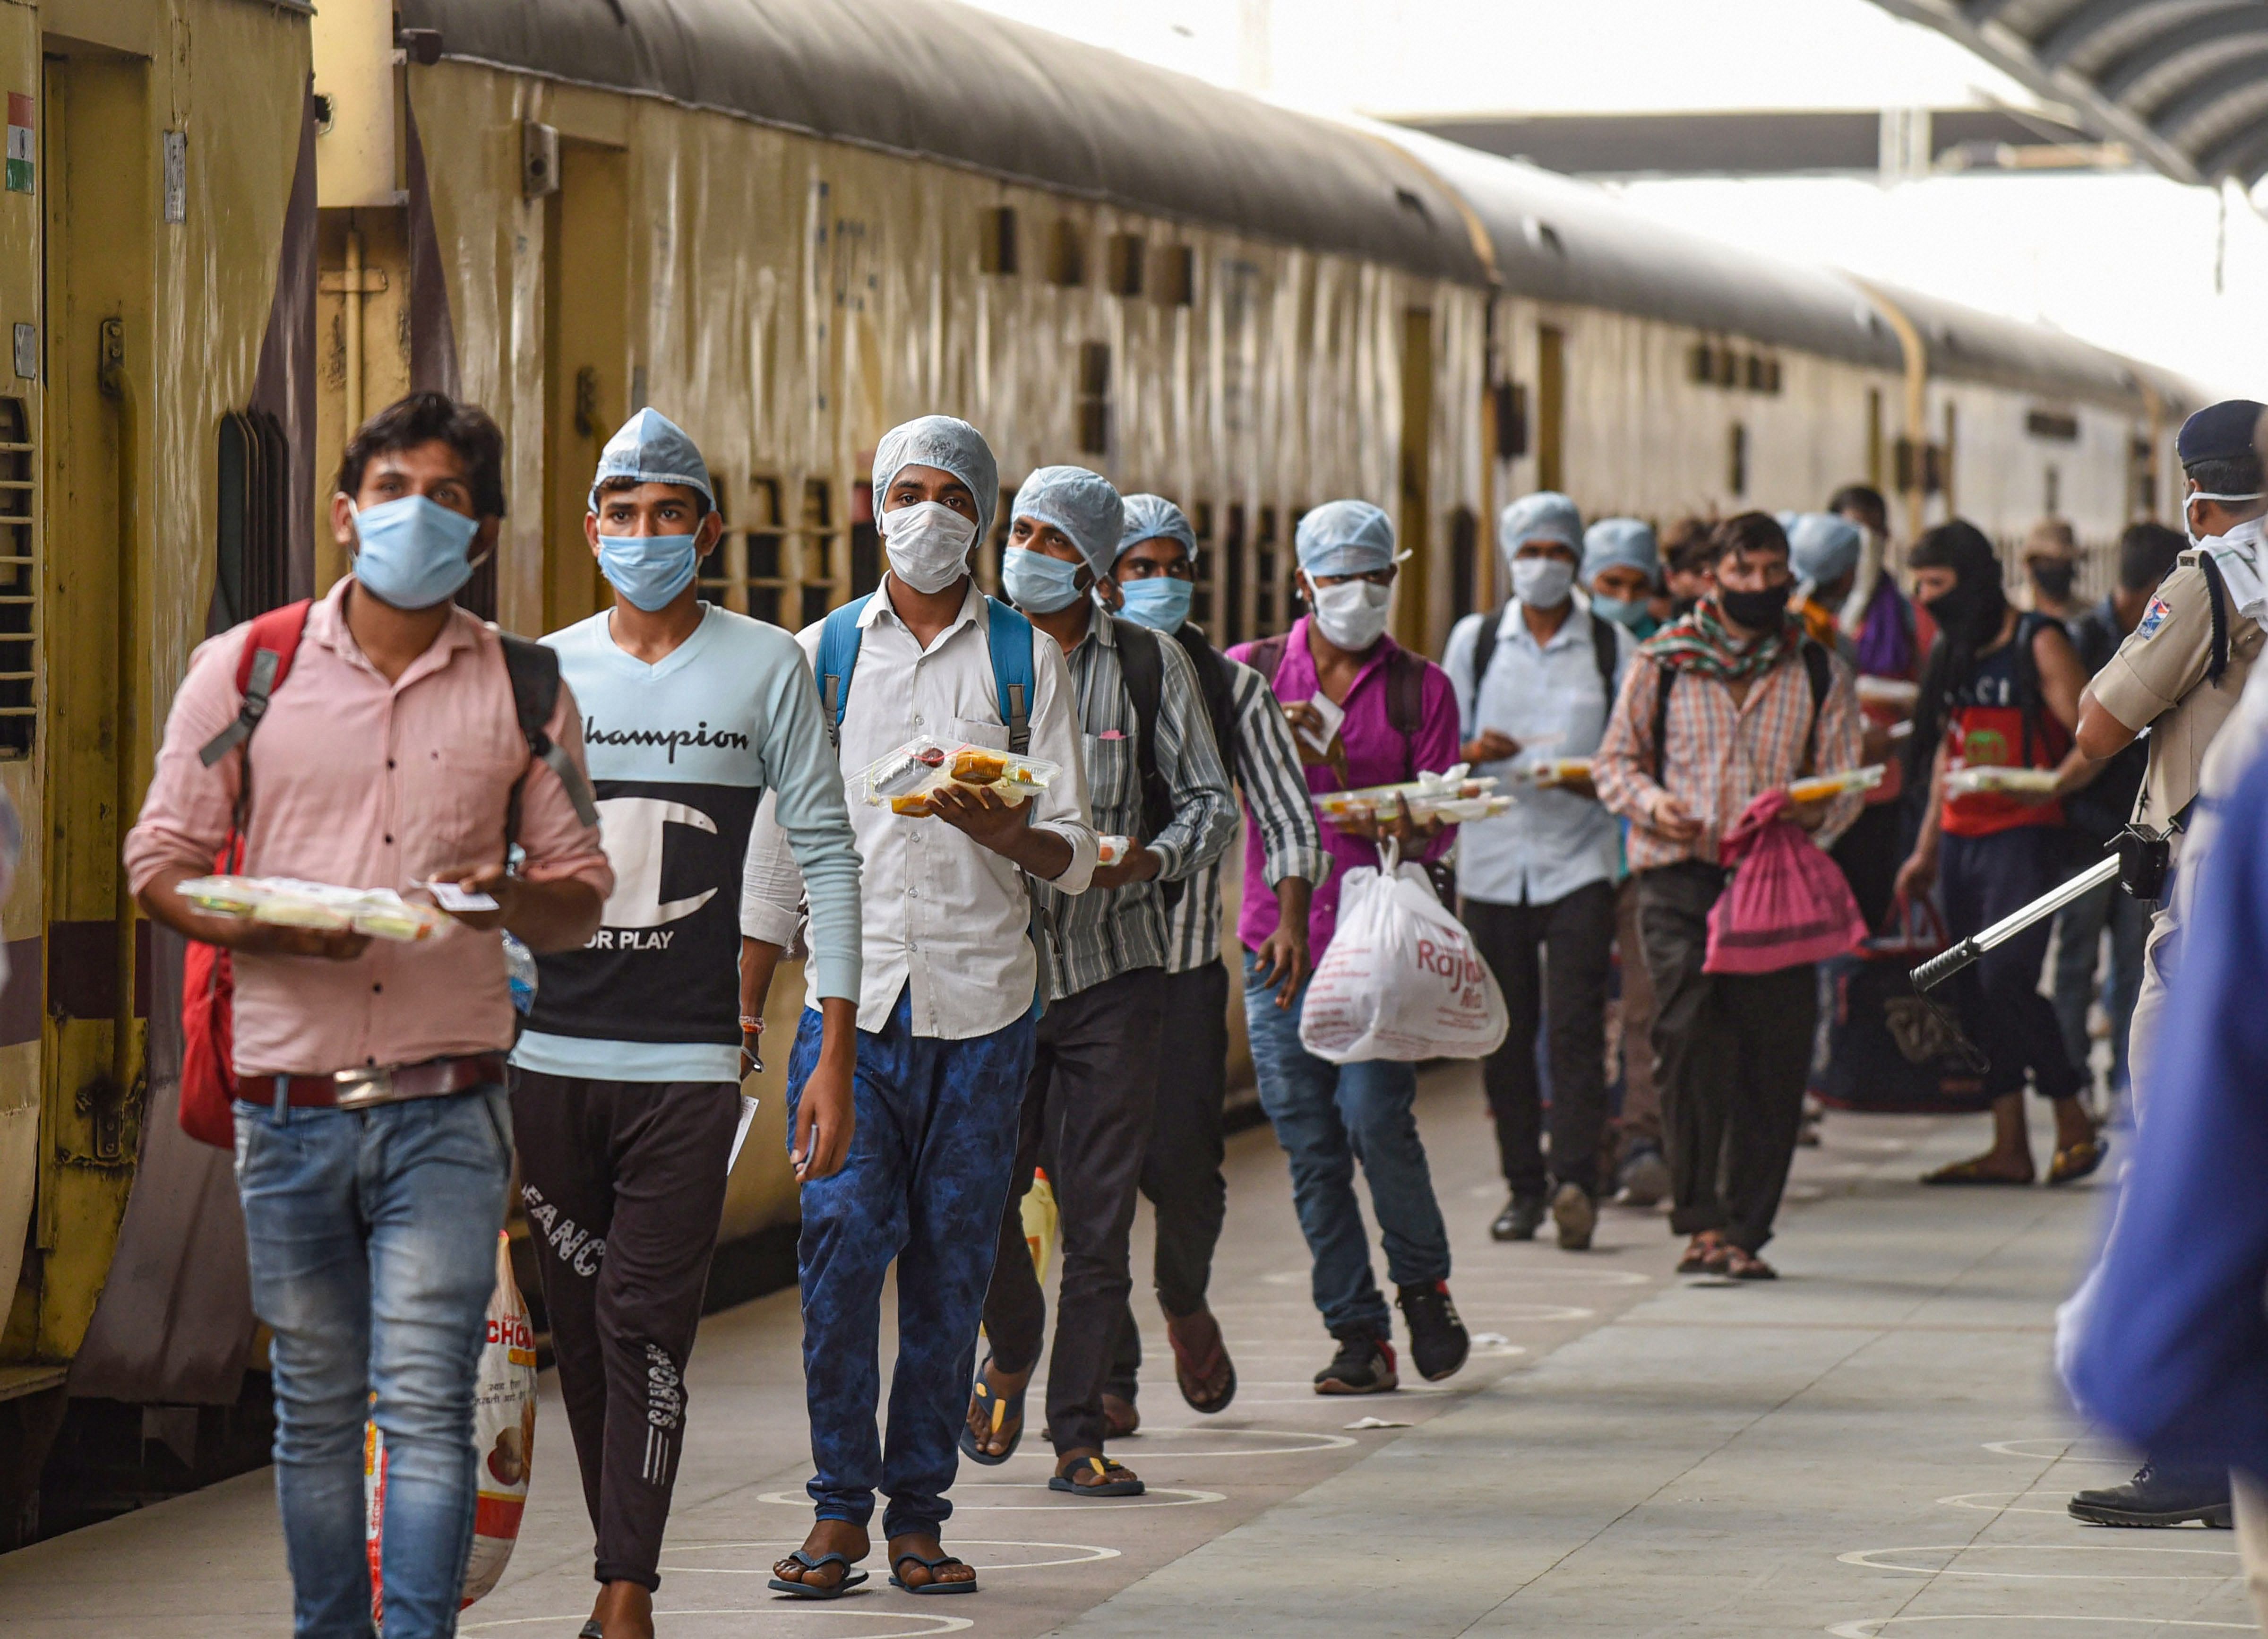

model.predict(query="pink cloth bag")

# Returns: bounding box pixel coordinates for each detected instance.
[1702,789,1867,975]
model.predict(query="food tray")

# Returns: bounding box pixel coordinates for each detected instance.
[1946,765,2061,797]
[175,875,449,941]
[1855,676,1920,709]
[1787,764,1888,804]
[850,735,1059,815]
[1521,757,1593,788]
[1314,767,1504,827]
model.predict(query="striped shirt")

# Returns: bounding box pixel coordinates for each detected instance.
[1032,612,1237,1000]
[1592,644,1865,873]
[1162,651,1332,974]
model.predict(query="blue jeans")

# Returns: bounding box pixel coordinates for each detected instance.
[2052,874,2149,1096]
[1240,949,1451,1340]
[788,988,1033,1539]
[234,1084,513,1639]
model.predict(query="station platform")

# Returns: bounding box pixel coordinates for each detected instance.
[1,1063,2240,1638]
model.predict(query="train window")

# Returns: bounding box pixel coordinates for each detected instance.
[1727,423,1748,498]
[214,408,290,632]
[1493,381,1527,460]
[1763,357,1782,394]
[1107,233,1144,298]
[1223,503,1247,647]
[1255,507,1279,635]
[1077,342,1111,456]
[1048,221,1085,287]
[2131,436,2156,517]
[1190,500,1215,627]
[1688,342,1715,386]
[697,474,845,627]
[1449,506,1478,617]
[0,397,31,757]
[850,479,880,601]
[2044,465,2061,517]
[980,207,1018,276]
[1157,244,1195,307]
[2026,409,2080,442]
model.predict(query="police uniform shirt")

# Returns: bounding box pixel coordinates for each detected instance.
[2087,553,2264,829]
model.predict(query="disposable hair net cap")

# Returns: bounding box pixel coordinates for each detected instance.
[1786,512,1863,588]
[1497,492,1582,559]
[589,408,716,517]
[1297,500,1403,578]
[875,415,1001,546]
[1581,518,1658,587]
[1011,465,1125,578]
[1117,493,1197,564]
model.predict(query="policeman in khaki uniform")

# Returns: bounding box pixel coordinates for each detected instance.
[2069,396,2268,1535]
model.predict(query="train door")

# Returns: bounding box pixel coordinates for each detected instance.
[1396,306,1431,648]
[542,140,628,633]
[35,42,153,1360]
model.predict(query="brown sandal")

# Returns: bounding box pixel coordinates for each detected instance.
[2047,1134,2107,1185]
[1723,1246,1778,1281]
[1922,1156,2035,1186]
[1676,1233,1727,1275]
[1166,1307,1237,1414]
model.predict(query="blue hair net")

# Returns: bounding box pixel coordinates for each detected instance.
[1498,491,1583,559]
[1582,518,1658,587]
[1787,512,1863,587]
[1011,465,1124,577]
[589,408,715,516]
[1117,493,1197,564]
[875,415,1001,547]
[1296,500,1399,577]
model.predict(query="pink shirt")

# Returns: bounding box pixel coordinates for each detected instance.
[1227,619,1460,957]
[124,580,613,1078]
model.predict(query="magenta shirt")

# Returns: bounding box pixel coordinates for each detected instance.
[1227,617,1461,958]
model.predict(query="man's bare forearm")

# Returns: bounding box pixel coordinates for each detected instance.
[507,878,604,953]
[991,828,1073,881]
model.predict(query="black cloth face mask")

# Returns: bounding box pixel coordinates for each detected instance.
[1924,578,2008,647]
[1718,584,1791,632]
[2029,560,2076,601]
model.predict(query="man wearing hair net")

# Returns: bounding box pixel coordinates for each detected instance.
[1099,493,1328,1430]
[1224,499,1472,1395]
[1584,518,1661,640]
[511,407,867,1633]
[968,466,1236,1498]
[1785,512,1863,659]
[742,415,1099,1597]
[1446,493,1635,1251]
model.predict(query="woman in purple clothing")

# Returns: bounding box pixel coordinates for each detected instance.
[1226,500,1470,1396]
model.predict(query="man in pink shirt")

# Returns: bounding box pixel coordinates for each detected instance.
[125,392,610,1639]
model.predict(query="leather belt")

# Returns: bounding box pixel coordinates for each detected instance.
[270,1052,509,1111]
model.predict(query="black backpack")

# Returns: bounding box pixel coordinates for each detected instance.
[1110,616,1188,912]
[1652,638,1832,782]
[1465,603,1620,706]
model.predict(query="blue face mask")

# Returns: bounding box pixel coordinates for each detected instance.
[351,494,483,611]
[1003,546,1088,614]
[597,531,701,612]
[1591,594,1651,630]
[1119,574,1194,633]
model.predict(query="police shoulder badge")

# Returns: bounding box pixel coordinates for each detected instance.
[2136,596,2172,640]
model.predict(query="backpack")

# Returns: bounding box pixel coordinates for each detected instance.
[1170,621,1242,778]
[814,592,1034,755]
[178,601,597,1147]
[1651,638,1831,784]
[1109,616,1188,912]
[1464,603,1619,706]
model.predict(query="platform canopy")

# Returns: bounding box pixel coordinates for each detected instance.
[1872,0,2268,189]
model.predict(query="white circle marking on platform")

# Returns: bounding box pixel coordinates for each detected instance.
[1445,1267,1653,1287]
[656,1539,1121,1572]
[1828,1619,2252,1637]
[463,1610,974,1636]
[754,1485,1224,1511]
[1934,1490,2078,1516]
[1838,1543,2236,1579]
[1982,1438,2126,1463]
[1212,1299,1596,1322]
[1101,1425,1356,1456]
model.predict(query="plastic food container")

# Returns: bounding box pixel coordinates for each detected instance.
[1787,764,1888,804]
[1522,758,1593,788]
[1097,835,1132,867]
[175,875,450,941]
[1314,767,1504,828]
[1945,765,2062,798]
[851,735,1060,815]
[1855,676,1920,710]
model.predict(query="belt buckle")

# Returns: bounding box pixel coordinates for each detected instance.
[332,1066,396,1109]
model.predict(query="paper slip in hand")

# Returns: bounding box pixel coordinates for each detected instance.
[425,880,501,913]
[728,1095,760,1174]
[1295,692,1345,757]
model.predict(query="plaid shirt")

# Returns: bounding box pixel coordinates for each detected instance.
[1593,644,1865,872]
[1031,614,1236,1000]
[1162,653,1331,974]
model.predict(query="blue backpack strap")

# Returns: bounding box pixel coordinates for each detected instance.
[984,595,1034,756]
[814,594,873,750]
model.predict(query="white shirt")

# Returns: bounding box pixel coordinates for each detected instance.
[1443,599,1631,907]
[741,577,1098,1039]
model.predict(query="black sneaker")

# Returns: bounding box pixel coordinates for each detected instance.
[2069,1464,2232,1527]
[1313,1329,1398,1395]
[1397,1281,1470,1382]
[1490,1193,1547,1242]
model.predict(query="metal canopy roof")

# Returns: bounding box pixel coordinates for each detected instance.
[393,0,1486,284]
[1871,0,2268,187]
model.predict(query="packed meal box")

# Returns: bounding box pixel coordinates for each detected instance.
[1944,765,2061,798]
[850,735,1061,816]
[1314,768,1513,828]
[1786,764,1889,803]
[175,876,450,941]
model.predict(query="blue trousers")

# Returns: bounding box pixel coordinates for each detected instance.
[788,988,1033,1539]
[234,1084,513,1639]
[1240,949,1451,1341]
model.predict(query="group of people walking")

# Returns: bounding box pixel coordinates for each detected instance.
[125,377,2268,1639]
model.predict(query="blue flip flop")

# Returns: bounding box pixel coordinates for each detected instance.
[959,1360,1025,1466]
[890,1551,979,1595]
[1049,1455,1146,1497]
[766,1550,869,1599]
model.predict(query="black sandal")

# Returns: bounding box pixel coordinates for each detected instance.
[1048,1454,1145,1497]
[767,1549,869,1599]
[890,1551,979,1595]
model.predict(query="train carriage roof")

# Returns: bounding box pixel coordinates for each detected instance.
[395,0,1487,284]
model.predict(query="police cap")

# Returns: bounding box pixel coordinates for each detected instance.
[2176,399,2267,471]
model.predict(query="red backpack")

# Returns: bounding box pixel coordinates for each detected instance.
[176,603,593,1147]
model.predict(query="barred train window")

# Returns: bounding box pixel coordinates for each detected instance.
[0,398,30,757]
[699,475,840,630]
[215,409,291,630]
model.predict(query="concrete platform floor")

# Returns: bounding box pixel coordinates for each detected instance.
[1,1062,2239,1638]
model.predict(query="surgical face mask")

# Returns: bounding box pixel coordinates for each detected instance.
[2186,491,2268,549]
[1591,593,1649,630]
[350,494,483,611]
[1309,578,1392,650]
[1510,556,1574,610]
[597,529,701,612]
[1118,574,1193,633]
[1002,546,1088,614]
[882,500,978,595]
[1716,584,1790,634]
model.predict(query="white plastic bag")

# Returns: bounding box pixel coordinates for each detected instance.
[365,1232,537,1622]
[1299,845,1508,1065]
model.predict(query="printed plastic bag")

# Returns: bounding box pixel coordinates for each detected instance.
[366,1233,537,1623]
[1702,789,1867,975]
[1299,844,1508,1065]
